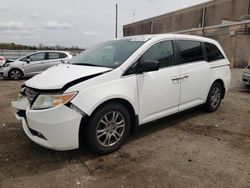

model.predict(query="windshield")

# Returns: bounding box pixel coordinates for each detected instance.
[70,39,147,68]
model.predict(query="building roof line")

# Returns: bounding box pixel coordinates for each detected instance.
[124,0,213,28]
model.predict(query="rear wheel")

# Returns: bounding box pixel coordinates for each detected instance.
[8,69,23,80]
[204,82,223,112]
[85,103,131,154]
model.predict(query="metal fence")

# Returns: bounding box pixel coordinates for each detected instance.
[0,50,36,60]
[0,50,82,60]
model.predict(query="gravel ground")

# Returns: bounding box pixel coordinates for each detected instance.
[0,68,249,188]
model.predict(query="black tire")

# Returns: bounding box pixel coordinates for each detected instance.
[204,82,223,112]
[84,103,131,154]
[8,69,23,80]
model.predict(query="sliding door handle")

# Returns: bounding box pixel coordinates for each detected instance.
[171,77,181,81]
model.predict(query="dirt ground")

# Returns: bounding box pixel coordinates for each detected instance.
[0,68,249,188]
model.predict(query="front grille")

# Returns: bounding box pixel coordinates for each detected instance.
[25,87,39,105]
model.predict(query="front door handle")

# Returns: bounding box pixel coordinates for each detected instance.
[171,77,181,81]
[171,77,181,84]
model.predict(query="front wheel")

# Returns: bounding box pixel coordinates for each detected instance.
[204,82,223,112]
[84,103,131,154]
[8,69,23,80]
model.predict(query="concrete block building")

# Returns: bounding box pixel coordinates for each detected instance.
[123,0,250,67]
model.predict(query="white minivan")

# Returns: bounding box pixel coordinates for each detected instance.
[12,34,231,154]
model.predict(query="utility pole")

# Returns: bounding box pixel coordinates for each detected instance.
[247,0,250,15]
[133,10,135,22]
[201,3,206,36]
[115,3,118,38]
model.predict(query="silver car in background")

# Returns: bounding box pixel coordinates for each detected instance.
[242,65,250,86]
[0,51,72,80]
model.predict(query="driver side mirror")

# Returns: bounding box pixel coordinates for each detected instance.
[139,60,159,73]
[26,58,31,63]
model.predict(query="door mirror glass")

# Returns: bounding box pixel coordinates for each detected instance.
[26,58,31,63]
[140,61,159,73]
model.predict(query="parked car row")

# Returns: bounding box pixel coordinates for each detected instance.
[1,49,249,89]
[0,51,73,80]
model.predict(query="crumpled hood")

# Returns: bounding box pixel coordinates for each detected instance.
[25,64,112,90]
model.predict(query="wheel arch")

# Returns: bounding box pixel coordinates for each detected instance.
[211,79,226,99]
[8,67,24,78]
[78,98,139,147]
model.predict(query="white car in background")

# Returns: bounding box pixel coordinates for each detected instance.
[0,56,6,67]
[0,51,72,79]
[12,34,231,154]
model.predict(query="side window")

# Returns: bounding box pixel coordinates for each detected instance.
[48,52,60,60]
[142,40,174,68]
[29,53,46,62]
[178,40,204,64]
[205,42,224,62]
[59,53,67,58]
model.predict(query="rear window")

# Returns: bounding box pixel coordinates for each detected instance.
[204,42,224,62]
[59,53,67,58]
[178,40,204,64]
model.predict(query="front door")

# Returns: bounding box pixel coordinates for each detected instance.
[137,40,181,124]
[23,52,47,76]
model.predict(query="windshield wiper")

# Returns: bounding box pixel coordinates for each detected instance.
[73,63,113,68]
[73,63,101,67]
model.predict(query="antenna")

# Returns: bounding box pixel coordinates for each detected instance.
[115,3,118,38]
[133,10,135,22]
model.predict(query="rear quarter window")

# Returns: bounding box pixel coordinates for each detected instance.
[59,53,68,58]
[204,42,224,62]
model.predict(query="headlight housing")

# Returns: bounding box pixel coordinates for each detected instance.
[31,92,78,110]
[4,63,10,67]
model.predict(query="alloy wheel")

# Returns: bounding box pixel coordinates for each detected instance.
[10,69,22,80]
[96,111,126,147]
[210,86,221,109]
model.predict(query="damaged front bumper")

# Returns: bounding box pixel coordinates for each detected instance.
[12,96,83,151]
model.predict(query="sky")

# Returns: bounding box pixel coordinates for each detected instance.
[0,0,209,48]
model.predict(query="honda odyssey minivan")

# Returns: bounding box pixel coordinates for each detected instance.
[12,34,231,154]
